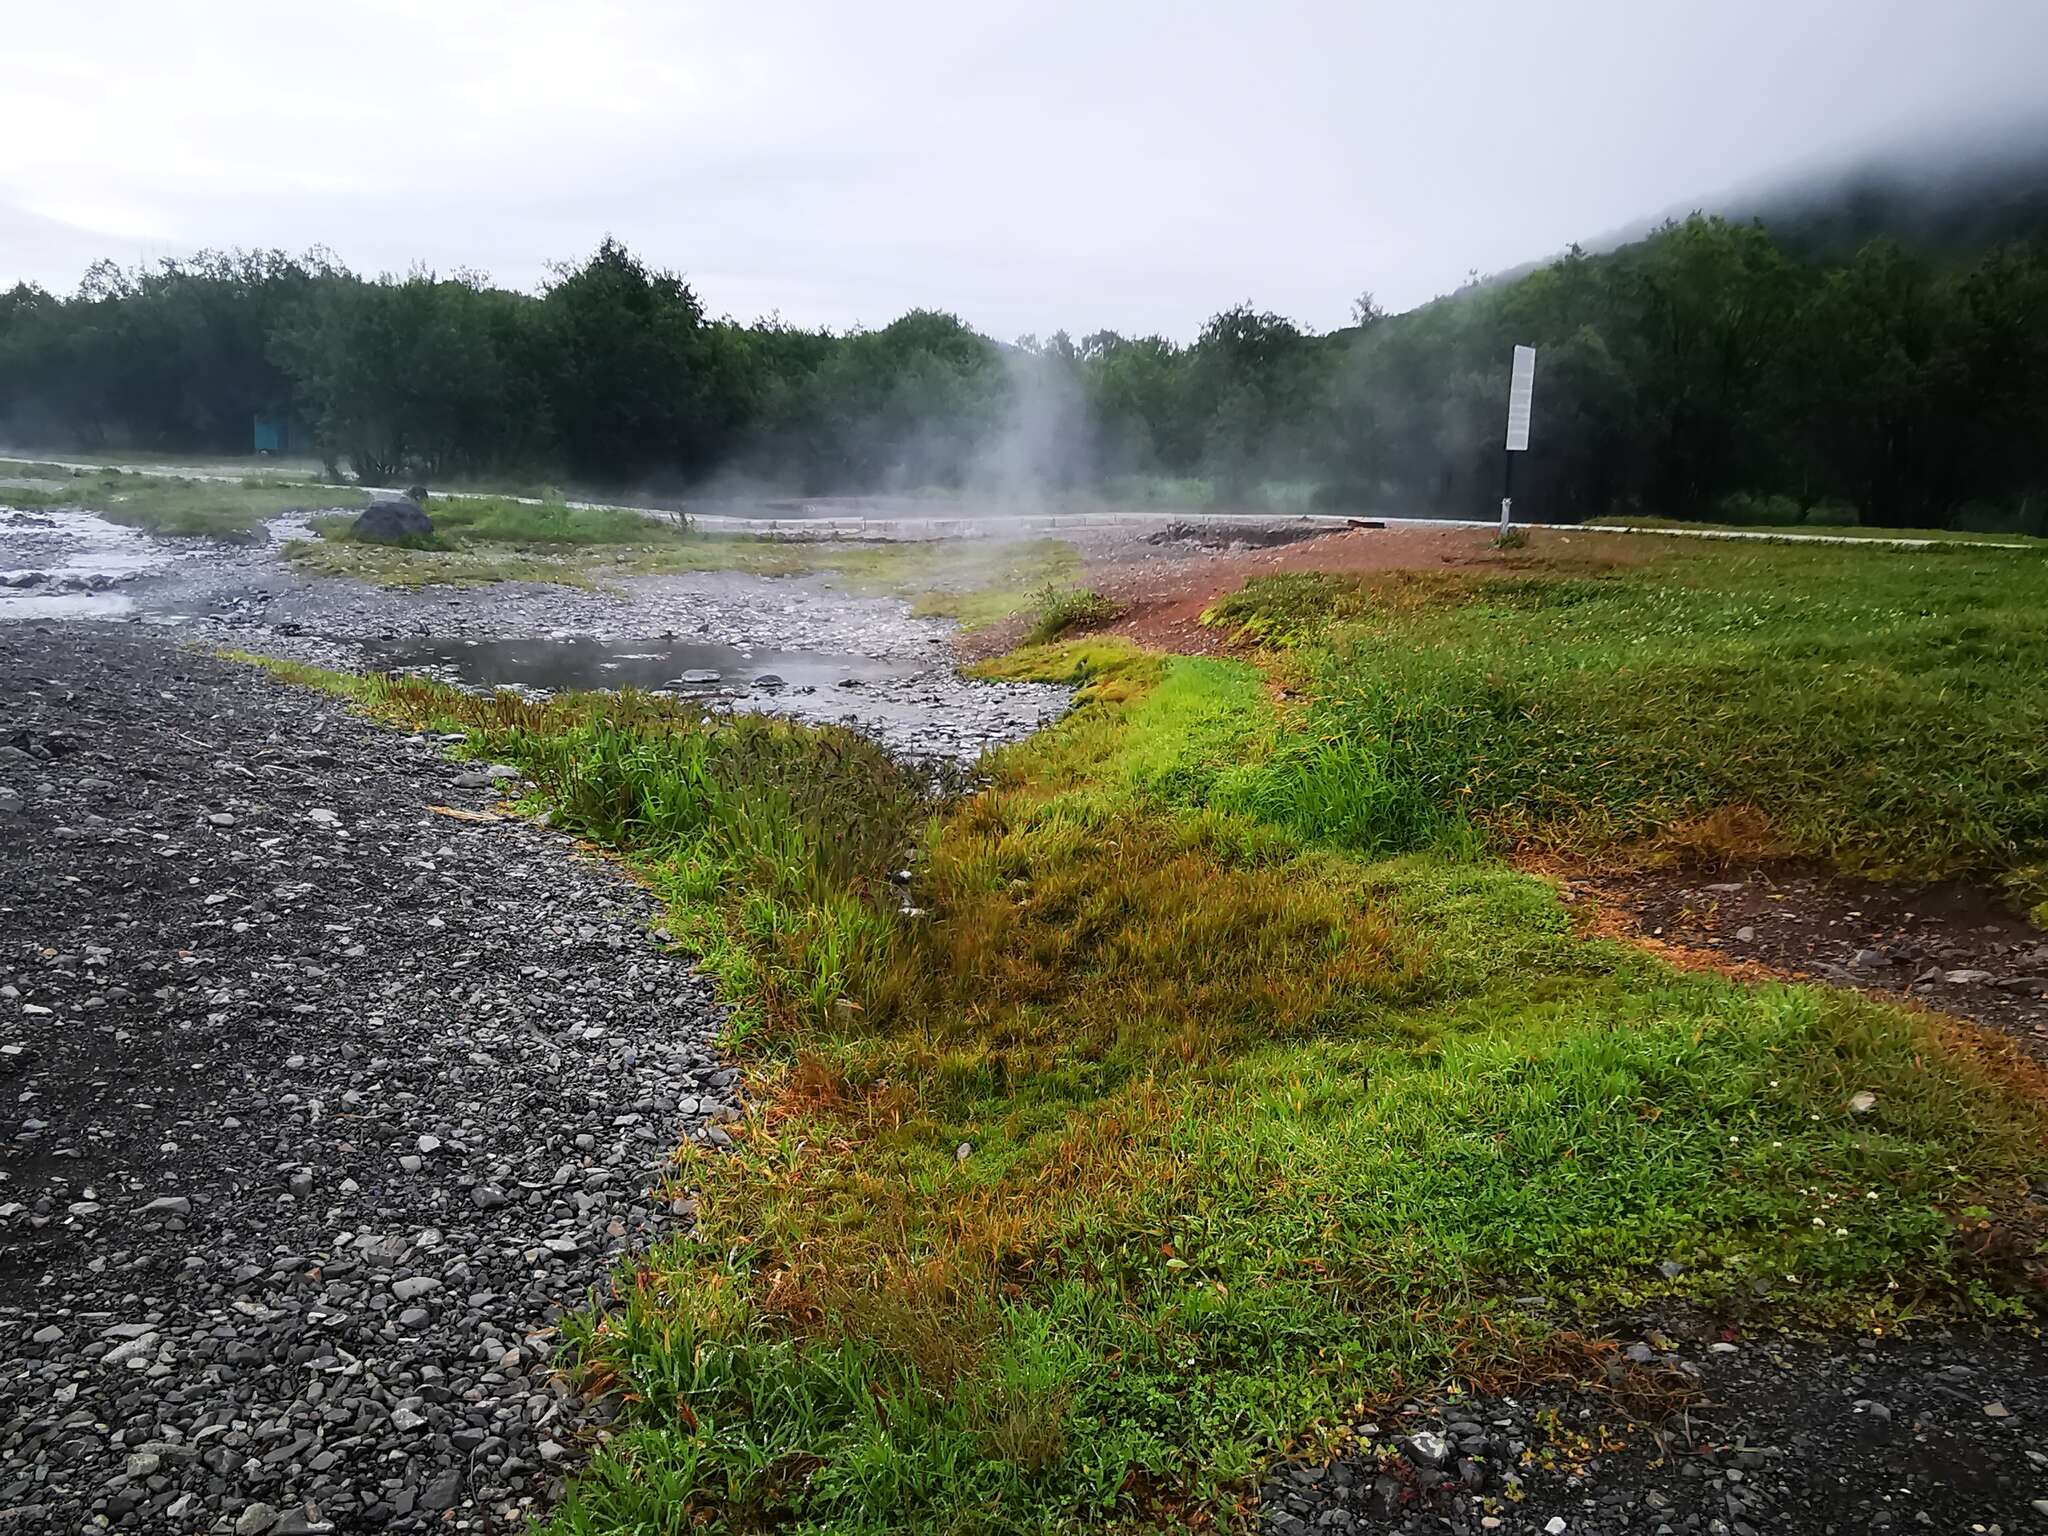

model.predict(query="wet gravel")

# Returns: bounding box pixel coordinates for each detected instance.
[0,623,734,1533]
[1262,1319,2048,1536]
[73,519,1070,761]
[0,508,167,622]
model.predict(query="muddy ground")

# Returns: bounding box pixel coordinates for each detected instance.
[1557,865,2048,1061]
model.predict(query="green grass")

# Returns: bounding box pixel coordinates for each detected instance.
[1201,570,1388,646]
[288,495,702,585]
[0,459,93,481]
[285,541,644,588]
[0,469,356,538]
[1098,475,1323,512]
[245,635,2048,1536]
[1207,543,2048,890]
[300,495,682,549]
[1021,582,1117,645]
[1585,515,2045,546]
[420,495,689,545]
[289,502,1083,615]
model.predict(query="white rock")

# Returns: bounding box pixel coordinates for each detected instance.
[103,1333,160,1368]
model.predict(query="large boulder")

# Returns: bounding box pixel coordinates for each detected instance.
[351,498,434,543]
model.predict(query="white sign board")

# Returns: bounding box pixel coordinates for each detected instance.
[1504,344,1536,452]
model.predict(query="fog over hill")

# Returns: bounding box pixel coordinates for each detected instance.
[1472,111,2048,293]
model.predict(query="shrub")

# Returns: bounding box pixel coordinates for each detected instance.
[1201,571,1374,645]
[1101,475,1216,507]
[1715,491,1802,527]
[1246,480,1319,512]
[1023,583,1116,644]
[1803,498,1861,527]
[1310,480,1376,512]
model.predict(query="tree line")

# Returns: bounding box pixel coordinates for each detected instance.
[2,221,2044,529]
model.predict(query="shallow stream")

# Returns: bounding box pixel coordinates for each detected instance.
[1,503,1070,761]
[358,632,1062,759]
[0,506,169,620]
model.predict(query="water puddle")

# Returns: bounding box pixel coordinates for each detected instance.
[356,633,1067,761]
[362,635,915,694]
[0,506,170,621]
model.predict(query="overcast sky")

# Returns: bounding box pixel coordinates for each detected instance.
[5,0,2044,340]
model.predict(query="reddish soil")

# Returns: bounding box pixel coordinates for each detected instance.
[1093,523,1504,654]
[956,521,1656,659]
[1063,522,1665,655]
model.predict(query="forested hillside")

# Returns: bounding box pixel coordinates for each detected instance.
[4,214,2045,529]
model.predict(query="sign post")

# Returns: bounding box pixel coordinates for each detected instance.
[1501,344,1535,532]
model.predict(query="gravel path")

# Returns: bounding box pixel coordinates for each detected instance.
[1261,1318,2048,1536]
[0,623,732,1533]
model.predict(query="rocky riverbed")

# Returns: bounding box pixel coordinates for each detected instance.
[0,624,738,1532]
[0,507,1071,761]
[0,508,172,621]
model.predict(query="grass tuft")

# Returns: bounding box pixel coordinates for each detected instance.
[1,470,356,538]
[1022,581,1118,644]
[288,498,1084,607]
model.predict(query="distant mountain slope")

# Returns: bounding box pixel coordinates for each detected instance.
[1730,129,2048,262]
[1473,117,2048,293]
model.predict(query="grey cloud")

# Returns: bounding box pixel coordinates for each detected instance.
[3,0,2045,337]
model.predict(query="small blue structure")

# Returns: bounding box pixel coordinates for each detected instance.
[252,413,311,455]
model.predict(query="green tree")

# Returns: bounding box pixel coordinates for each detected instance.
[543,237,735,486]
